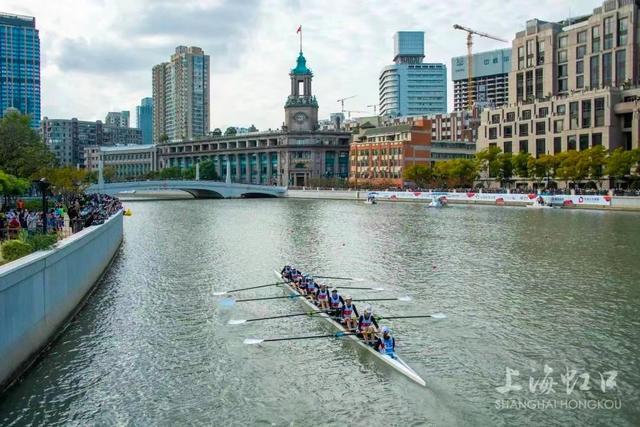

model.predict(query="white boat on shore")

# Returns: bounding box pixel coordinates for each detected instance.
[272,270,426,387]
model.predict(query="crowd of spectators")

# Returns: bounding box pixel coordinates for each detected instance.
[0,193,122,241]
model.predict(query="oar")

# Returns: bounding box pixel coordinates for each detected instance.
[315,275,365,282]
[244,331,358,345]
[229,310,330,325]
[377,313,447,320]
[352,296,412,302]
[337,286,385,291]
[213,281,286,296]
[235,294,306,303]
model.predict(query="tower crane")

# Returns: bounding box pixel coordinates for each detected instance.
[453,24,508,111]
[367,104,378,114]
[344,110,367,119]
[337,95,356,113]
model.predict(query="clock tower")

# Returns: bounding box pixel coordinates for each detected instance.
[284,51,319,132]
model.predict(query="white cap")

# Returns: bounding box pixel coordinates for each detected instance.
[345,295,352,300]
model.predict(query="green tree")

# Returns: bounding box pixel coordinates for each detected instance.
[248,124,258,133]
[402,164,433,188]
[0,111,55,178]
[512,152,532,178]
[224,127,237,136]
[159,167,183,179]
[40,167,89,207]
[182,167,196,180]
[585,145,607,187]
[433,159,478,188]
[103,166,117,183]
[556,150,589,188]
[199,160,219,180]
[476,146,502,178]
[159,134,169,144]
[605,148,635,186]
[495,153,514,186]
[0,170,30,207]
[211,128,222,137]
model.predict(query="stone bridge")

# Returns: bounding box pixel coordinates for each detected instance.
[86,180,287,199]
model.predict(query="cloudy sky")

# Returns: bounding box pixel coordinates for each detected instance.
[7,0,603,130]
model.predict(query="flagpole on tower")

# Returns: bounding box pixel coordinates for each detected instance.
[297,25,302,53]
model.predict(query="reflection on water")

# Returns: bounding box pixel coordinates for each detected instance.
[1,200,639,426]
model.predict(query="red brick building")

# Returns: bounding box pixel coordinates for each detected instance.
[349,117,432,187]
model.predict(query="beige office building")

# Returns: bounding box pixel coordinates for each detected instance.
[152,46,210,142]
[479,0,640,163]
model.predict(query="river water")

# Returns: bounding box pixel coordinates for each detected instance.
[1,199,639,426]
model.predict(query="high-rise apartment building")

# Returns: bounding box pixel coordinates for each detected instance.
[451,49,511,111]
[0,13,40,128]
[153,46,210,142]
[478,0,640,185]
[379,32,447,117]
[105,111,130,128]
[41,117,142,167]
[136,97,153,145]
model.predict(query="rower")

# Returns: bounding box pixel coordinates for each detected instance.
[375,326,396,359]
[358,306,379,345]
[306,276,317,300]
[341,295,359,330]
[328,288,345,318]
[316,283,330,310]
[298,274,310,295]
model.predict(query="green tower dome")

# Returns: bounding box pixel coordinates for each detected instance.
[291,52,311,75]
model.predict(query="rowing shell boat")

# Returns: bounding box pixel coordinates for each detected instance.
[273,270,426,387]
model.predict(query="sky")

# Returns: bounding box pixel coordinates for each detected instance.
[6,0,604,131]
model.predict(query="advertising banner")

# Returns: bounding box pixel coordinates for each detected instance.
[367,191,612,207]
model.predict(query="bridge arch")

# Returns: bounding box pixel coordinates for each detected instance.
[181,188,224,199]
[240,192,279,198]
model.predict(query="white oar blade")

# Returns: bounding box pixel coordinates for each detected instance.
[430,312,447,319]
[228,319,247,325]
[353,278,365,282]
[243,338,265,345]
[218,298,236,308]
[213,291,228,296]
[398,296,412,302]
[372,287,385,291]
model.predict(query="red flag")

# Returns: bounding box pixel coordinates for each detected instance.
[296,25,302,33]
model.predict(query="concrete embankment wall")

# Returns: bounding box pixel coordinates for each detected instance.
[0,211,123,391]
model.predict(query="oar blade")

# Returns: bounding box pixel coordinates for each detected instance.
[398,296,412,302]
[430,312,447,319]
[213,291,228,296]
[228,319,247,325]
[218,298,236,308]
[243,338,264,345]
[372,287,385,291]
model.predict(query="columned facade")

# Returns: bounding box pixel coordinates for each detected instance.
[157,50,351,187]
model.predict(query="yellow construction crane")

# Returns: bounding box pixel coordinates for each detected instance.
[453,24,508,111]
[337,95,356,113]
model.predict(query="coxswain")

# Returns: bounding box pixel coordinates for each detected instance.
[316,283,330,310]
[375,326,396,359]
[341,296,359,330]
[358,306,379,345]
[328,288,345,318]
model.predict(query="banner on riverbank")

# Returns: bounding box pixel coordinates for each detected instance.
[367,191,612,207]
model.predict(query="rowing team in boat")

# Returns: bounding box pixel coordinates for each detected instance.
[281,265,397,358]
